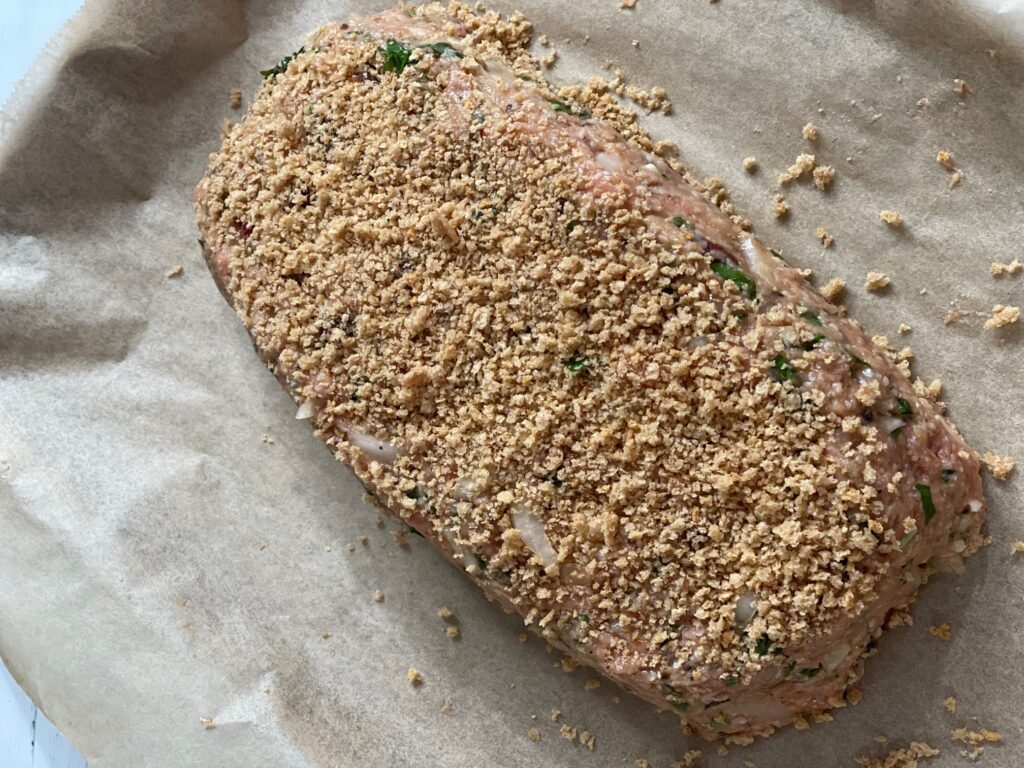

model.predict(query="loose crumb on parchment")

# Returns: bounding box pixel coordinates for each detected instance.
[816,226,833,247]
[928,623,951,640]
[981,452,1015,481]
[821,277,846,301]
[743,156,758,173]
[441,701,453,715]
[373,589,385,602]
[230,88,242,109]
[983,304,1020,330]
[772,193,790,218]
[856,742,939,768]
[528,728,541,742]
[778,153,816,185]
[620,0,637,8]
[990,259,1021,277]
[802,122,819,141]
[812,165,835,191]
[865,272,890,292]
[407,668,424,686]
[1011,541,1024,555]
[944,697,957,713]
[880,209,904,227]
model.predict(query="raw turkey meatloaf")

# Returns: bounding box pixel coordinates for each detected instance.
[194,2,987,739]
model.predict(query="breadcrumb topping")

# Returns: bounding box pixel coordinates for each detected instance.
[865,272,890,292]
[982,304,1020,330]
[812,165,835,191]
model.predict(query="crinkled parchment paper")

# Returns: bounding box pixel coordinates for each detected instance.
[1,1,1022,765]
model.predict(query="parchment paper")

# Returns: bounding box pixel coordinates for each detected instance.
[1,1,1022,766]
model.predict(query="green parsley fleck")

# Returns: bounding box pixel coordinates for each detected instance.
[798,666,821,679]
[894,397,913,417]
[710,261,757,300]
[564,352,594,374]
[800,333,826,351]
[475,554,488,570]
[724,675,739,687]
[260,47,305,78]
[379,39,414,73]
[547,98,573,113]
[900,529,917,548]
[770,354,800,385]
[417,42,463,58]
[671,215,690,229]
[799,309,823,326]
[754,633,772,656]
[916,483,936,524]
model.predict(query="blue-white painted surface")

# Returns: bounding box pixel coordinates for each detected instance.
[1,1,90,759]
[2,660,88,768]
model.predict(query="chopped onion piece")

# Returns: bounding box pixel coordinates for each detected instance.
[295,400,314,420]
[342,424,397,464]
[734,592,758,627]
[512,506,557,566]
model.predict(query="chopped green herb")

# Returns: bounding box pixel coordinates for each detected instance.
[671,215,690,229]
[417,42,463,58]
[475,554,488,570]
[799,309,823,326]
[770,354,800,385]
[724,675,739,687]
[379,39,414,73]
[710,261,757,300]
[941,468,957,483]
[847,350,870,372]
[566,219,581,234]
[564,352,594,374]
[900,529,917,548]
[754,633,772,656]
[547,98,573,113]
[549,473,564,488]
[800,333,826,351]
[769,248,786,262]
[670,700,690,712]
[260,47,305,78]
[577,613,589,623]
[471,110,485,123]
[578,107,592,119]
[894,397,913,417]
[916,483,936,523]
[890,427,903,439]
[709,717,727,728]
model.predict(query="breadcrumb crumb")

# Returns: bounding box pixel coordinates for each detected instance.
[936,151,956,171]
[585,677,601,690]
[865,272,890,291]
[981,452,1014,480]
[199,717,215,730]
[743,156,758,173]
[166,265,184,278]
[407,668,424,686]
[983,304,1020,330]
[673,751,703,768]
[990,259,1021,277]
[944,697,957,713]
[951,727,1002,746]
[928,623,951,640]
[802,122,819,141]
[373,589,384,603]
[952,78,971,98]
[812,165,835,191]
[856,742,938,768]
[898,324,911,334]
[445,625,460,639]
[772,194,790,219]
[778,153,816,185]
[230,88,242,109]
[620,0,637,7]
[528,728,541,742]
[1011,541,1024,555]
[441,701,453,715]
[880,210,903,227]
[438,606,454,620]
[815,226,833,247]
[821,277,846,302]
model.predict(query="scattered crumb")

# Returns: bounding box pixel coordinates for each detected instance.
[821,277,846,302]
[630,39,640,48]
[579,731,595,751]
[551,707,562,721]
[929,623,951,640]
[560,724,577,743]
[373,590,385,603]
[518,632,529,642]
[585,677,601,691]
[199,717,215,730]
[1011,541,1024,554]
[880,210,904,227]
[358,535,369,546]
[990,259,1021,277]
[528,728,541,742]
[538,34,549,46]
[898,324,911,334]
[717,745,730,757]
[441,702,453,715]
[772,194,790,219]
[346,543,355,552]
[438,606,454,620]
[802,122,819,141]
[230,88,242,109]
[813,165,836,191]
[944,697,957,713]
[936,151,956,171]
[260,432,274,444]
[445,625,460,639]
[620,0,637,7]
[983,304,1020,330]
[816,226,833,247]
[981,452,1015,480]
[951,727,1002,746]
[944,307,970,325]
[856,742,939,768]
[778,153,816,185]
[875,736,889,744]
[560,656,580,672]
[612,695,620,704]
[541,51,557,68]
[917,97,930,108]
[953,78,971,98]
[166,265,184,278]
[635,761,650,768]
[220,118,234,139]
[865,272,890,291]
[321,632,331,639]
[948,170,964,189]
[743,156,758,173]
[673,751,703,768]
[848,687,863,705]
[407,668,423,686]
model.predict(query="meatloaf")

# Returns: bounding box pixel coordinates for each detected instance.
[193,2,987,739]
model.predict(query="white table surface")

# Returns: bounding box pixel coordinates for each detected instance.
[2,2,90,765]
